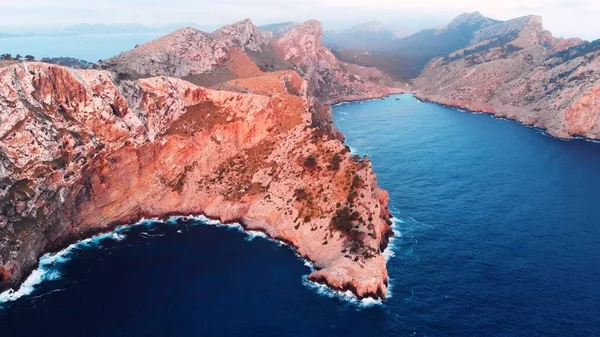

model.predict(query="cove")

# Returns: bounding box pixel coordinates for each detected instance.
[1,93,599,336]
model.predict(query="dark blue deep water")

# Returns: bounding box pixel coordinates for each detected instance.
[1,94,599,336]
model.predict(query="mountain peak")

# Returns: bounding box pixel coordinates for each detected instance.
[436,11,497,35]
[448,11,488,26]
[470,14,546,45]
[273,19,325,63]
[171,26,201,35]
[283,19,323,40]
[454,11,484,21]
[213,18,270,51]
[302,19,323,31]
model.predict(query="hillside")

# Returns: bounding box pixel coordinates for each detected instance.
[414,15,599,139]
[102,19,403,104]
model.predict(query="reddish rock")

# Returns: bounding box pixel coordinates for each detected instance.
[415,15,600,140]
[272,20,405,104]
[0,63,392,300]
[102,19,404,105]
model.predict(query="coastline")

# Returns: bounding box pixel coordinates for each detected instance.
[412,93,600,143]
[1,89,397,306]
[327,88,406,106]
[1,211,394,306]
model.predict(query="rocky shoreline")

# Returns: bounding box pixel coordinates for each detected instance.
[413,15,600,141]
[3,207,394,303]
[0,63,394,301]
[413,93,600,141]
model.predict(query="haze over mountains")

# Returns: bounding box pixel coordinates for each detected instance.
[415,15,599,139]
[100,18,402,105]
[96,11,600,139]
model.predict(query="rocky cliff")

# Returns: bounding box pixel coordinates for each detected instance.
[414,15,600,140]
[102,19,403,105]
[100,19,268,85]
[0,62,393,299]
[272,20,403,104]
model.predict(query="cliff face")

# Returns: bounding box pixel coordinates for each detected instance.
[272,20,404,104]
[102,19,403,105]
[100,21,267,84]
[415,16,600,139]
[0,62,393,299]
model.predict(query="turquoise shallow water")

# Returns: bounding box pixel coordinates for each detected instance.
[1,94,600,336]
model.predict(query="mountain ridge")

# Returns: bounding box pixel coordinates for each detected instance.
[101,18,404,104]
[415,14,599,139]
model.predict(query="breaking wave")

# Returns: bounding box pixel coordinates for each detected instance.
[302,276,382,309]
[0,229,129,306]
[1,212,400,308]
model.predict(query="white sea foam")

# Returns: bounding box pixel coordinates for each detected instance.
[140,232,165,238]
[0,220,141,306]
[244,230,269,241]
[0,213,400,307]
[332,101,350,107]
[383,217,402,262]
[302,276,382,308]
[112,233,127,241]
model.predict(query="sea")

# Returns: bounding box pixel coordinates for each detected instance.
[1,94,599,336]
[0,34,163,61]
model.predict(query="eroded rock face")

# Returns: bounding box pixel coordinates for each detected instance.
[272,20,405,104]
[415,15,600,139]
[102,19,404,105]
[101,19,270,80]
[0,63,393,299]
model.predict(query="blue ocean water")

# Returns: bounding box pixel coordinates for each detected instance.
[1,94,600,336]
[0,34,163,62]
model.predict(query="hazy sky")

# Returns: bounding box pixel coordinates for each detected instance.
[1,0,598,39]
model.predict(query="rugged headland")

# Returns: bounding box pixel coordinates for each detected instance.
[0,18,409,300]
[324,12,599,141]
[412,15,600,140]
[0,61,393,299]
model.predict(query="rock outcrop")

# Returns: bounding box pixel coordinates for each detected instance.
[272,20,404,104]
[0,62,393,299]
[102,19,403,105]
[414,15,600,139]
[100,20,268,84]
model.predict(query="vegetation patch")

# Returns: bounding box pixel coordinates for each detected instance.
[171,164,194,193]
[328,153,342,171]
[165,101,229,137]
[294,188,307,201]
[303,155,318,170]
